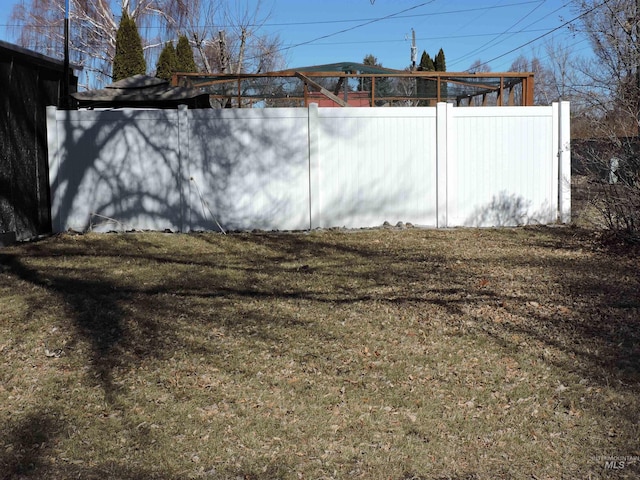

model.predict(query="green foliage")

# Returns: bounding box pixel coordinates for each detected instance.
[417,49,446,104]
[155,42,178,81]
[434,48,446,72]
[362,53,378,67]
[176,35,197,73]
[112,12,146,81]
[434,48,447,99]
[419,51,434,71]
[359,53,391,105]
[417,51,435,104]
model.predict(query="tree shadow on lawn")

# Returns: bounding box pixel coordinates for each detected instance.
[4,227,638,391]
[0,251,172,404]
[489,228,640,387]
[0,229,492,399]
[455,227,640,458]
[230,230,640,429]
[197,230,487,302]
[0,404,290,480]
[0,410,173,480]
[0,411,62,480]
[3,228,639,476]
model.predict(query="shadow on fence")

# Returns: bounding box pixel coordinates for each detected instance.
[52,108,317,233]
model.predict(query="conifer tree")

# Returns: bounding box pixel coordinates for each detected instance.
[434,48,447,99]
[434,48,446,72]
[156,42,178,81]
[420,51,435,71]
[417,51,435,105]
[359,54,391,105]
[112,12,146,81]
[176,35,198,73]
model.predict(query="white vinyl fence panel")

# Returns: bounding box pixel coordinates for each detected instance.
[448,107,557,227]
[47,102,571,233]
[48,109,184,232]
[317,108,438,228]
[187,109,310,231]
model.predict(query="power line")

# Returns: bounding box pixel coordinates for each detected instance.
[290,28,553,48]
[449,0,577,69]
[13,28,555,54]
[449,0,548,67]
[216,0,542,28]
[2,0,607,75]
[264,1,437,58]
[489,36,592,70]
[0,0,544,31]
[460,0,613,71]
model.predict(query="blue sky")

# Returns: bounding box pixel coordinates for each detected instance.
[262,0,589,71]
[0,0,590,72]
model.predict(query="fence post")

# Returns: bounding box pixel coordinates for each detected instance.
[308,103,320,229]
[46,105,60,232]
[177,104,189,232]
[436,102,449,227]
[558,101,571,224]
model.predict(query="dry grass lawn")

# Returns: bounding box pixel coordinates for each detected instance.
[0,226,638,479]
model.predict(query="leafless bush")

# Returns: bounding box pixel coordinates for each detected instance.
[575,139,640,242]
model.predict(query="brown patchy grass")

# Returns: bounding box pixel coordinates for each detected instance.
[0,227,638,479]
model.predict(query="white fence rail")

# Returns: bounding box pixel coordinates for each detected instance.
[46,102,570,233]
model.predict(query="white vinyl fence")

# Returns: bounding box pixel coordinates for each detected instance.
[46,102,570,233]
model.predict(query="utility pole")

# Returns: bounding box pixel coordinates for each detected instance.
[62,0,70,109]
[411,28,417,71]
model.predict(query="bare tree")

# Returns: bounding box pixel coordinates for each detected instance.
[571,0,640,136]
[538,38,598,138]
[542,39,574,103]
[210,1,283,74]
[9,0,120,87]
[390,67,419,106]
[508,53,553,105]
[466,60,494,106]
[8,0,284,89]
[570,0,640,242]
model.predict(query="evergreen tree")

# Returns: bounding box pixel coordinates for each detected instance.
[419,51,435,71]
[434,48,446,72]
[434,48,447,100]
[156,42,178,80]
[417,51,435,105]
[112,12,146,81]
[359,54,391,105]
[176,35,198,73]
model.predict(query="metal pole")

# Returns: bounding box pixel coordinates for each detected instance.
[62,0,70,109]
[411,28,416,71]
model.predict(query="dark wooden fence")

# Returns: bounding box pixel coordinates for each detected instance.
[0,40,76,241]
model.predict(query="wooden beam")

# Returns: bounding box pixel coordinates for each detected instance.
[371,76,376,106]
[294,72,349,107]
[523,74,535,106]
[173,70,535,107]
[333,77,344,96]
